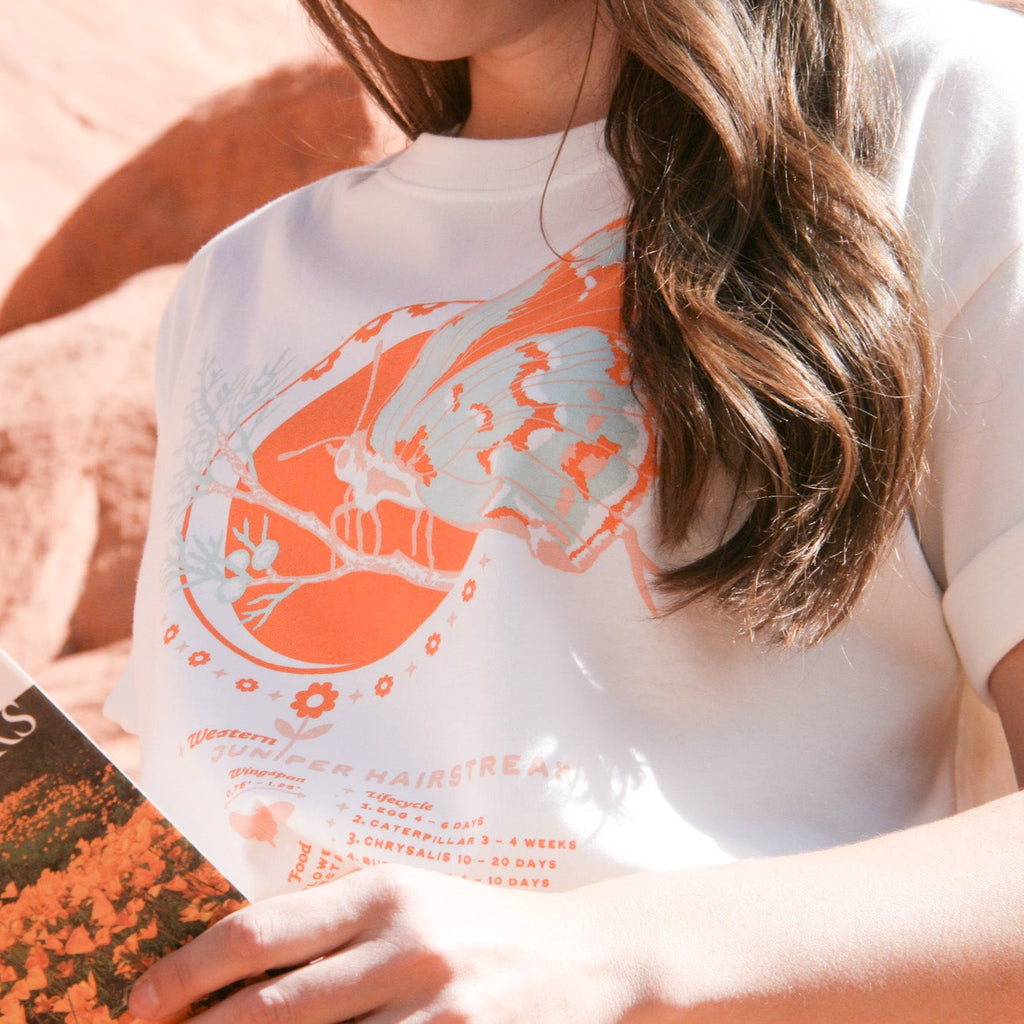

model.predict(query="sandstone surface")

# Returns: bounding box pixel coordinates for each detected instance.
[0,268,173,735]
[0,0,320,296]
[0,61,388,335]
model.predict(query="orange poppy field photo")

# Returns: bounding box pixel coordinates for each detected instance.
[0,683,247,1023]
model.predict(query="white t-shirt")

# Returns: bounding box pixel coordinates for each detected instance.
[109,0,1024,901]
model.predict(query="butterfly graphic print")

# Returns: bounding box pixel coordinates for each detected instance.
[172,221,657,672]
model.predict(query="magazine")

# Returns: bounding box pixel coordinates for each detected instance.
[0,647,248,1023]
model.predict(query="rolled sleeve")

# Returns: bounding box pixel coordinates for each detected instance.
[943,520,1024,701]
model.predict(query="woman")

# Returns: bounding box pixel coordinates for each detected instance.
[114,0,1024,1019]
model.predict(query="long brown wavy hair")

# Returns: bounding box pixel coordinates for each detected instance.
[297,0,940,645]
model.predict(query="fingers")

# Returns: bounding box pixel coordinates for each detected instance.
[144,937,400,1024]
[130,879,373,1021]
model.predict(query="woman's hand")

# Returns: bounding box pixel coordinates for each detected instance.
[128,782,1024,1024]
[128,863,646,1024]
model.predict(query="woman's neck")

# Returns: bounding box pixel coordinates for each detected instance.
[459,7,619,139]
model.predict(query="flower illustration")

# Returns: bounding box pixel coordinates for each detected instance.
[188,650,212,668]
[235,678,259,693]
[461,579,477,602]
[425,632,441,656]
[290,682,339,719]
[375,675,394,698]
[163,624,180,645]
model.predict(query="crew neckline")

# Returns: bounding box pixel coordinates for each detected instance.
[383,119,609,192]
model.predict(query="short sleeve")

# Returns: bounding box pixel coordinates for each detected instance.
[944,519,1024,695]
[929,246,1024,695]
[887,1,1024,697]
[102,252,212,735]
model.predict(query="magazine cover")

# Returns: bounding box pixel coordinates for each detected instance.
[0,647,248,1023]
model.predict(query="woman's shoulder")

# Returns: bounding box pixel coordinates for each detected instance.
[197,153,403,268]
[875,0,1024,92]
[163,149,406,321]
[875,0,1024,287]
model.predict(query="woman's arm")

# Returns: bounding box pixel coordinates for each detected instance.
[130,644,1024,1024]
[633,638,1024,1023]
[992,639,1024,787]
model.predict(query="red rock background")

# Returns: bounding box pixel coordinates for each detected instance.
[0,0,398,777]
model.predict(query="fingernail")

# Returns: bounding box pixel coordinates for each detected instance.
[129,978,159,1020]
